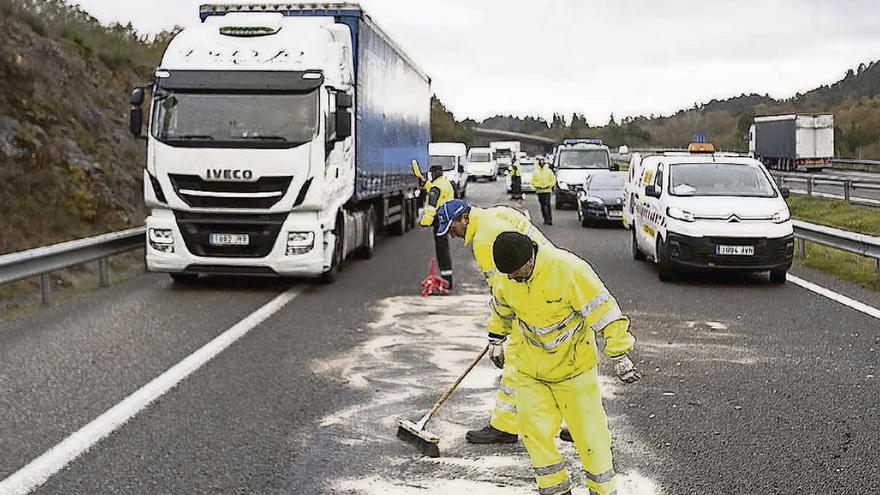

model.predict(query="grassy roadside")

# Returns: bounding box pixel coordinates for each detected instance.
[786,196,880,291]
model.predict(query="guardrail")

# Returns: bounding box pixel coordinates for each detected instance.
[793,220,880,281]
[0,227,145,304]
[771,172,880,206]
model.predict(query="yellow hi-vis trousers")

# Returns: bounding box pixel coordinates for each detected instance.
[515,365,617,495]
[489,361,519,435]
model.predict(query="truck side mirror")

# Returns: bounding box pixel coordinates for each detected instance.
[335,109,352,139]
[644,185,661,198]
[780,187,790,199]
[129,87,145,138]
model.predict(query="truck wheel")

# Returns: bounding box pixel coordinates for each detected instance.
[408,198,418,230]
[769,269,788,284]
[388,196,406,236]
[170,273,198,284]
[353,208,376,259]
[319,215,345,284]
[632,229,646,261]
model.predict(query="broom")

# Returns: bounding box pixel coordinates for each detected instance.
[396,344,489,457]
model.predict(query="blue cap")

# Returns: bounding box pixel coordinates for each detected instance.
[436,199,469,236]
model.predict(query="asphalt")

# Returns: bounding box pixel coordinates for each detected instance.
[0,181,878,494]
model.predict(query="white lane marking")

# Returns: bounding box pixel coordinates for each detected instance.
[0,287,301,495]
[787,274,880,320]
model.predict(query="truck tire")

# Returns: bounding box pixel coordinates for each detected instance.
[388,195,406,236]
[170,273,199,284]
[353,208,376,259]
[632,229,646,261]
[319,214,345,284]
[407,198,417,230]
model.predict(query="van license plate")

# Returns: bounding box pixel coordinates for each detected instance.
[209,233,249,246]
[716,245,754,256]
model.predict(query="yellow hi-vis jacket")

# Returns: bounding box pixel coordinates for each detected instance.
[510,163,521,177]
[464,206,550,285]
[419,175,455,227]
[530,165,556,193]
[486,244,635,382]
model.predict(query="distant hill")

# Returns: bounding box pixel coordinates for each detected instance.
[0,0,172,254]
[448,60,880,158]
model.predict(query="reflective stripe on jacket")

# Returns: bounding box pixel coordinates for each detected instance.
[530,166,556,193]
[486,245,635,382]
[419,175,455,226]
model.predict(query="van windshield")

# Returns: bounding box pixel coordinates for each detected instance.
[470,153,491,162]
[429,155,456,171]
[557,149,610,169]
[669,162,777,197]
[151,90,319,148]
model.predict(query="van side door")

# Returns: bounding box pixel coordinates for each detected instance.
[642,163,665,259]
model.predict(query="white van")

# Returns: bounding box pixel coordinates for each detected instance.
[466,147,498,181]
[630,144,795,283]
[553,138,615,209]
[429,142,469,198]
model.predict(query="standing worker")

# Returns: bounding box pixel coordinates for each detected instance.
[487,231,641,495]
[530,158,556,225]
[509,158,523,204]
[419,163,456,289]
[436,199,552,444]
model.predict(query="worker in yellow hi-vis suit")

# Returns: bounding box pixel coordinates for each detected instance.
[436,199,553,443]
[530,158,556,225]
[487,231,641,495]
[418,163,456,288]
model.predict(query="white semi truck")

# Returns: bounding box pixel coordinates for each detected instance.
[129,3,430,283]
[490,141,521,175]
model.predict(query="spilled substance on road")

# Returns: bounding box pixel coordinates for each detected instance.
[303,291,662,494]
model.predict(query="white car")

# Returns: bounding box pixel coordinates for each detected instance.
[630,143,794,283]
[429,142,468,198]
[506,159,536,193]
[466,147,497,181]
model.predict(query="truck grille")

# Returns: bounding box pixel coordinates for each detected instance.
[169,174,292,209]
[174,211,286,258]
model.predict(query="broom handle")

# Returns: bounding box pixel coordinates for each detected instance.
[421,344,490,424]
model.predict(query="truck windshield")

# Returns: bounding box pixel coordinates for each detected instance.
[669,163,777,197]
[429,155,456,171]
[470,153,491,162]
[150,90,319,148]
[557,149,610,169]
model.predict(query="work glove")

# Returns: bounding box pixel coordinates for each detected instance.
[488,343,505,369]
[613,354,641,384]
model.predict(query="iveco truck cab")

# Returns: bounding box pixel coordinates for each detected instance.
[553,138,614,209]
[630,143,794,283]
[129,4,430,283]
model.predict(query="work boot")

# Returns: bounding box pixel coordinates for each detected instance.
[466,425,518,444]
[559,427,573,443]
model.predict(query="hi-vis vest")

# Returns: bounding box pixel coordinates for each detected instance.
[464,206,549,286]
[530,166,556,193]
[420,175,455,227]
[486,245,635,382]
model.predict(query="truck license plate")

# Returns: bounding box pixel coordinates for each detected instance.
[209,233,249,246]
[716,245,754,256]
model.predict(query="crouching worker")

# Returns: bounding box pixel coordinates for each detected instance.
[487,231,641,495]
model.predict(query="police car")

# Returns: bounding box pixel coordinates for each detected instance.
[553,138,616,209]
[627,143,794,283]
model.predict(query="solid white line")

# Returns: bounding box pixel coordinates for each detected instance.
[787,274,880,320]
[0,287,301,495]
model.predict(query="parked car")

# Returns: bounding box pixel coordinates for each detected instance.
[577,171,626,227]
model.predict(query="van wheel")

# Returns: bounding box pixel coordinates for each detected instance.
[170,273,198,284]
[769,269,788,284]
[656,237,676,282]
[632,229,646,261]
[353,208,376,259]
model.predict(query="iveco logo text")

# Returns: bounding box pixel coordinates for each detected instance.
[205,169,254,181]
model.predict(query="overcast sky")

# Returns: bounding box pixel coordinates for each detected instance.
[74,0,880,124]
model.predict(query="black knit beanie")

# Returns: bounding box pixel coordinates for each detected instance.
[493,232,534,274]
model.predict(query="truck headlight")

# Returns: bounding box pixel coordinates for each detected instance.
[666,207,695,223]
[771,209,791,224]
[148,228,174,253]
[286,232,315,255]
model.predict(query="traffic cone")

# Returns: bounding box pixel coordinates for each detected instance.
[420,258,450,296]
